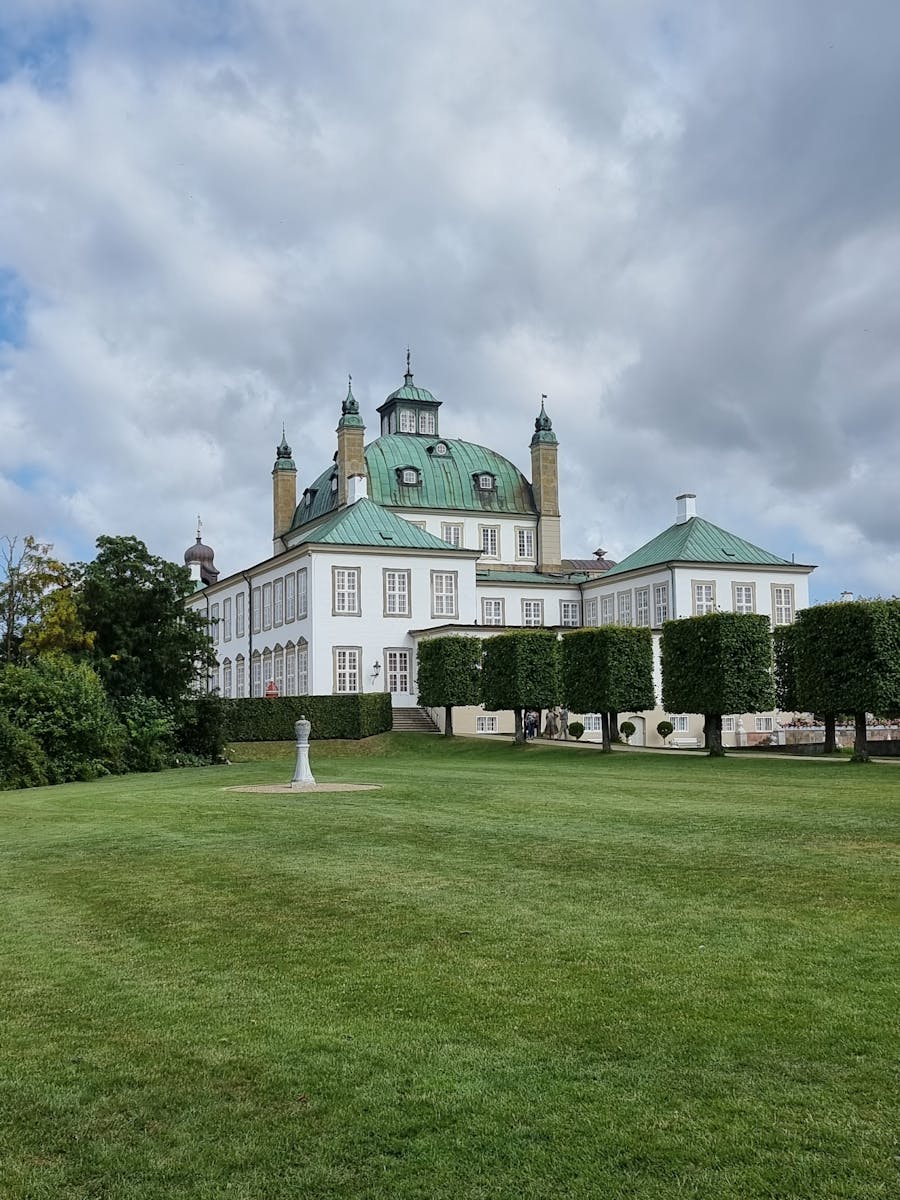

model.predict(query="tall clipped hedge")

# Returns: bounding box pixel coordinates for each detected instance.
[773,621,838,753]
[561,627,654,751]
[794,599,900,762]
[661,612,774,756]
[482,630,559,743]
[417,635,482,736]
[222,693,393,742]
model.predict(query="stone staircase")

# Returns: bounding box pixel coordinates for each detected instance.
[391,706,440,734]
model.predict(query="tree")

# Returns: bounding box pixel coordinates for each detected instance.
[661,612,774,756]
[0,536,69,665]
[560,627,654,752]
[773,622,837,754]
[656,720,674,744]
[793,600,900,763]
[416,635,482,735]
[481,631,560,744]
[76,535,216,705]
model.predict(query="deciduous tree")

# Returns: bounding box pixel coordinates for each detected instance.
[481,631,559,744]
[0,536,69,665]
[416,635,482,736]
[560,627,654,752]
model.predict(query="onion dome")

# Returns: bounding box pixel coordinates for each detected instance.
[530,395,558,446]
[184,518,219,586]
[273,426,296,471]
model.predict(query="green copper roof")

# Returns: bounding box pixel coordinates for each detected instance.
[530,397,558,446]
[603,516,792,577]
[295,497,468,552]
[338,378,365,429]
[291,435,537,530]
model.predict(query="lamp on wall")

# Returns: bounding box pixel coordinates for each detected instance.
[372,661,381,677]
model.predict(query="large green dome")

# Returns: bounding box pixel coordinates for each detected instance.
[290,435,537,532]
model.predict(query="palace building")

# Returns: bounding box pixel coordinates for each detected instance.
[185,360,814,745]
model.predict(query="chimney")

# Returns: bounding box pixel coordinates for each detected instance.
[347,474,368,505]
[675,493,696,524]
[840,591,854,602]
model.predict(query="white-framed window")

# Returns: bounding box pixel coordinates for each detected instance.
[385,648,412,694]
[399,409,416,433]
[441,523,462,547]
[480,526,500,558]
[516,528,535,560]
[262,649,273,686]
[482,597,505,626]
[476,715,498,733]
[400,467,420,486]
[285,572,295,622]
[235,591,245,638]
[383,569,411,617]
[210,602,220,645]
[297,642,309,694]
[693,582,715,615]
[406,520,427,530]
[522,599,544,627]
[333,567,360,615]
[755,715,774,733]
[334,647,361,693]
[285,645,296,695]
[273,578,284,626]
[251,587,261,634]
[262,583,273,629]
[431,572,458,618]
[584,597,599,627]
[274,647,284,695]
[722,716,736,732]
[330,475,337,493]
[617,591,632,626]
[210,666,220,694]
[223,597,232,641]
[671,714,690,733]
[251,653,262,697]
[297,568,308,619]
[584,714,603,731]
[222,660,232,698]
[418,411,435,435]
[635,588,650,628]
[560,601,581,627]
[772,585,795,626]
[476,473,495,491]
[733,584,755,614]
[235,655,245,698]
[601,595,614,625]
[654,583,669,626]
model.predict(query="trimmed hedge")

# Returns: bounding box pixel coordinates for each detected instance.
[222,694,393,742]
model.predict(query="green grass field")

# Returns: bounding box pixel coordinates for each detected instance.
[1,736,897,1199]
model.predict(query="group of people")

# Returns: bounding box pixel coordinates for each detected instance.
[524,707,570,740]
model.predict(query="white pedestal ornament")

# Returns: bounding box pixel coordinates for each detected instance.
[290,716,317,789]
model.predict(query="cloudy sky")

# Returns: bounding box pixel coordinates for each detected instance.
[1,1,898,602]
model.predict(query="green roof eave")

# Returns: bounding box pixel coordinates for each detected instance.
[601,516,797,577]
[290,497,478,553]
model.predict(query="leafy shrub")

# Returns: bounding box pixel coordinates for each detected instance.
[619,719,636,742]
[117,693,176,772]
[174,693,226,762]
[0,709,49,789]
[568,721,584,741]
[657,720,674,743]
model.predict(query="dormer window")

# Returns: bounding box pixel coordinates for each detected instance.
[397,466,421,486]
[474,472,496,492]
[303,488,316,507]
[330,475,338,493]
[429,441,450,457]
[399,410,416,433]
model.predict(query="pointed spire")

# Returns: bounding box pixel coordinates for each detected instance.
[404,347,413,386]
[342,374,360,416]
[196,514,202,542]
[531,394,558,445]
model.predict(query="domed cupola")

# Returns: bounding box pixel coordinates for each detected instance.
[530,395,558,446]
[376,351,442,437]
[184,518,219,587]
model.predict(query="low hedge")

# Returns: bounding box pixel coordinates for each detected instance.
[222,694,393,742]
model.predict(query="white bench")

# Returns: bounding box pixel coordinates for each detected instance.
[671,737,700,748]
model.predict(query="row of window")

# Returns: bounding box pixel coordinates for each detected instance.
[582,582,796,628]
[480,597,581,627]
[475,712,778,735]
[215,644,309,698]
[397,466,497,494]
[332,567,459,619]
[210,570,311,645]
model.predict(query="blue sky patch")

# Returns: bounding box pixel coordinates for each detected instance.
[0,7,91,92]
[0,269,28,348]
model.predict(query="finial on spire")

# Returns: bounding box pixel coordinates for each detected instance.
[531,394,558,445]
[196,514,202,542]
[404,347,413,385]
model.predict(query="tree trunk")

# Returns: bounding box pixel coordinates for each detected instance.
[609,710,620,742]
[823,713,836,754]
[705,713,725,757]
[444,705,454,736]
[851,711,870,762]
[514,707,525,745]
[601,711,611,753]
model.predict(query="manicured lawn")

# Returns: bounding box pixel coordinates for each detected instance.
[1,736,897,1199]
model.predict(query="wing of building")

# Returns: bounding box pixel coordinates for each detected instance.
[185,363,815,746]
